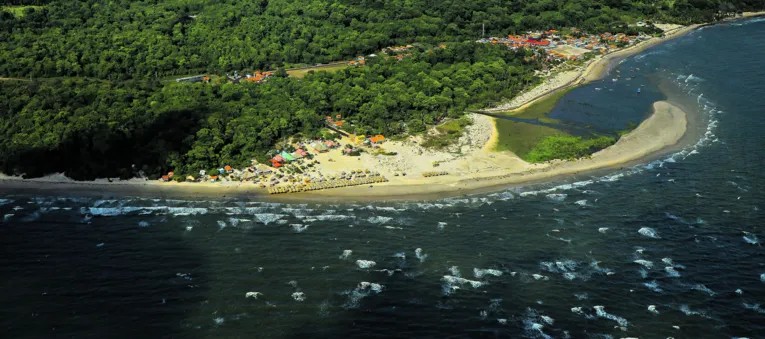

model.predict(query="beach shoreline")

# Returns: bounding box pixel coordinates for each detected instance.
[0,100,689,202]
[4,13,752,201]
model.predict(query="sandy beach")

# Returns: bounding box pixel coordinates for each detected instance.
[2,16,730,201]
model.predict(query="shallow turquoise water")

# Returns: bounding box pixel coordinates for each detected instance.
[2,18,765,339]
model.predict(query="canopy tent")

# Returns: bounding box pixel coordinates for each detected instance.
[281,151,296,162]
[311,142,328,152]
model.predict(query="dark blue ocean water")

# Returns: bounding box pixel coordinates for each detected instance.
[2,18,765,339]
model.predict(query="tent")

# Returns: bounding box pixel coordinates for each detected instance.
[312,142,328,152]
[273,155,285,163]
[295,148,308,157]
[281,151,296,162]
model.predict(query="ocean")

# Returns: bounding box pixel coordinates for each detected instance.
[2,18,765,338]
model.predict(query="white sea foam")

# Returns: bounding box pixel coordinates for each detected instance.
[96,243,105,247]
[692,284,715,296]
[571,307,583,314]
[634,260,654,269]
[214,317,225,325]
[598,227,609,233]
[449,266,461,277]
[245,292,263,299]
[474,268,502,278]
[3,213,14,222]
[185,226,193,232]
[593,305,629,327]
[414,248,428,262]
[678,304,711,318]
[648,305,659,314]
[291,292,306,302]
[743,234,759,245]
[644,280,663,293]
[437,221,447,230]
[339,250,352,259]
[665,266,681,277]
[290,224,309,233]
[138,221,150,227]
[760,273,765,283]
[217,220,227,230]
[532,274,549,280]
[343,282,384,309]
[441,275,484,294]
[638,227,660,238]
[367,216,393,224]
[546,193,567,201]
[743,303,765,314]
[356,260,376,269]
[0,199,13,207]
[253,213,285,225]
[575,199,587,206]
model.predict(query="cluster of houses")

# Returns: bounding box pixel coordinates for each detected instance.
[348,56,367,66]
[227,70,273,84]
[478,28,649,62]
[269,140,340,168]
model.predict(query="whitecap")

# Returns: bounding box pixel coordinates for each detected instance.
[367,216,393,224]
[3,214,14,222]
[546,193,567,201]
[414,248,428,262]
[692,284,715,296]
[185,226,193,232]
[339,250,352,259]
[571,307,583,314]
[0,199,13,207]
[644,280,663,293]
[217,220,227,230]
[633,260,654,269]
[598,227,609,233]
[474,268,503,278]
[665,266,681,277]
[290,224,309,233]
[743,234,759,245]
[245,292,263,299]
[214,317,224,325]
[743,303,765,314]
[638,227,659,238]
[648,305,659,314]
[253,213,286,225]
[138,221,150,227]
[291,292,306,302]
[574,199,587,206]
[593,305,629,327]
[438,221,447,230]
[356,260,376,269]
[441,275,484,294]
[96,243,105,247]
[343,282,384,309]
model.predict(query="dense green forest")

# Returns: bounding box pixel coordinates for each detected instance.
[1,0,762,179]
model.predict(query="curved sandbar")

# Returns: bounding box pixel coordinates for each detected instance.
[299,101,687,200]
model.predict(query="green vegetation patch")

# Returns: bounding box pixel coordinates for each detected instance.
[2,5,44,17]
[525,135,616,163]
[287,64,348,78]
[493,120,563,158]
[421,117,472,149]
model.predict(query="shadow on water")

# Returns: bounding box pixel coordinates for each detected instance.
[0,200,208,339]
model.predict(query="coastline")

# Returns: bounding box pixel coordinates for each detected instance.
[5,13,754,201]
[0,101,689,202]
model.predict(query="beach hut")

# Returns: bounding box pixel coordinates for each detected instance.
[186,175,195,182]
[281,151,296,162]
[209,175,218,182]
[370,135,386,143]
[160,175,169,182]
[224,165,233,173]
[167,171,174,178]
[311,142,328,152]
[325,140,337,148]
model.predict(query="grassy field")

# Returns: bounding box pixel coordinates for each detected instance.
[287,63,348,78]
[491,87,573,157]
[2,5,44,17]
[492,120,565,158]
